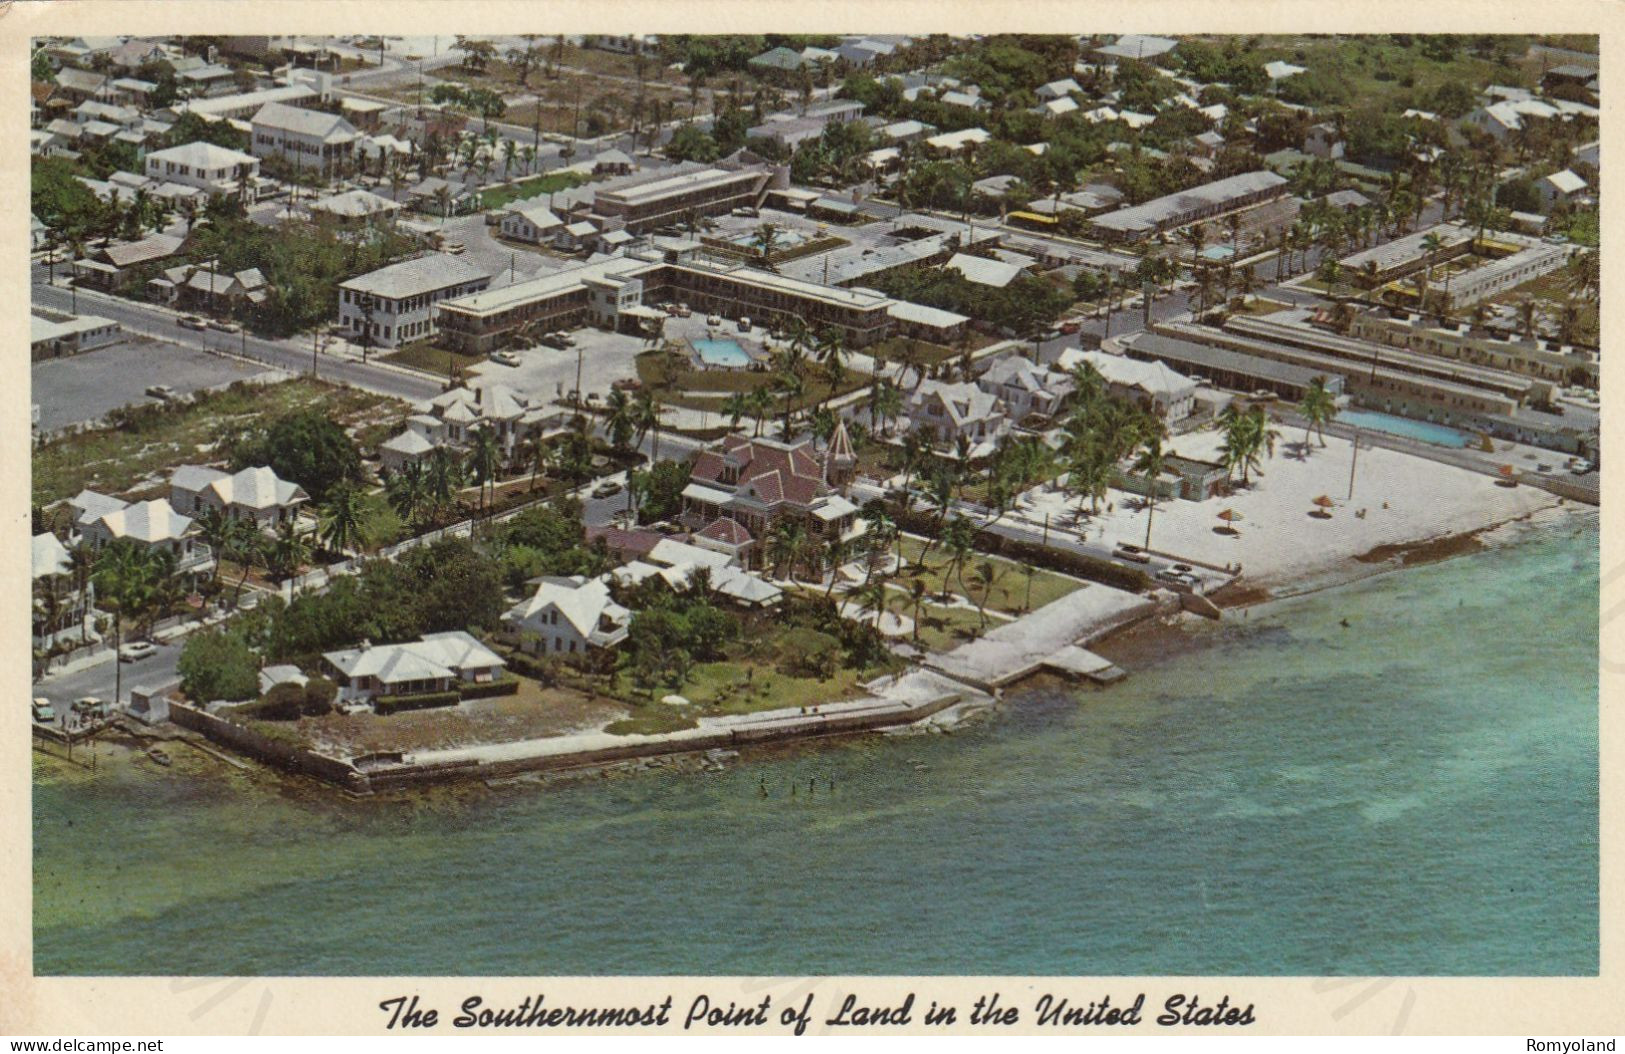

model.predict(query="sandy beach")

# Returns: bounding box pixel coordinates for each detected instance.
[1021,429,1562,595]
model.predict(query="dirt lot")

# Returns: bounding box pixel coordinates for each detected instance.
[294,677,629,757]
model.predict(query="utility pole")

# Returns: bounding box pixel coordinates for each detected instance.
[1347,429,1361,500]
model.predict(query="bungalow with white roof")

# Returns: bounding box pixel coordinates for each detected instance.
[1538,169,1588,211]
[1037,78,1083,101]
[322,631,507,704]
[169,464,309,532]
[502,576,631,656]
[308,188,402,229]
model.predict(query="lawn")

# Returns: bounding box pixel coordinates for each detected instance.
[382,340,486,379]
[32,378,407,506]
[894,534,1083,615]
[478,171,591,211]
[906,601,994,653]
[864,336,966,370]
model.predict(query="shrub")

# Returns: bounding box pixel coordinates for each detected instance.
[460,676,520,700]
[374,690,460,715]
[303,675,338,716]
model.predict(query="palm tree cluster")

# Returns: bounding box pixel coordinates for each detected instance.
[1216,402,1281,487]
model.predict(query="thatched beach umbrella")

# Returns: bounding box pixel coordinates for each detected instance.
[1217,507,1244,535]
[1310,494,1336,519]
[1497,464,1519,488]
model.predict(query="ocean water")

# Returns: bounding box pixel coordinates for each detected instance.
[33,515,1598,976]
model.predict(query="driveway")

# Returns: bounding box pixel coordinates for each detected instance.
[32,337,279,432]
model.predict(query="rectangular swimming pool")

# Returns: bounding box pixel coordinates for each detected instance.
[1340,409,1473,448]
[692,338,753,369]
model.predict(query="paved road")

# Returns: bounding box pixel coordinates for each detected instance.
[36,641,181,711]
[33,282,442,405]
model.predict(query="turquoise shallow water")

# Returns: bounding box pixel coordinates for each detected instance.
[34,515,1598,976]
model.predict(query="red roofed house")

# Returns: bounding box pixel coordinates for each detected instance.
[679,421,866,577]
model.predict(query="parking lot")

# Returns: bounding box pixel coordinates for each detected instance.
[465,326,649,405]
[32,337,281,433]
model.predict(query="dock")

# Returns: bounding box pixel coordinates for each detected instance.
[1041,645,1127,683]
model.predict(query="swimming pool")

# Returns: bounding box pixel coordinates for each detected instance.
[693,338,753,369]
[1339,409,1473,448]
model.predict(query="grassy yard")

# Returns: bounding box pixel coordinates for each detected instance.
[907,601,994,653]
[355,488,406,551]
[1565,209,1599,248]
[382,340,486,379]
[478,171,591,211]
[864,336,967,370]
[33,379,407,506]
[894,534,1083,615]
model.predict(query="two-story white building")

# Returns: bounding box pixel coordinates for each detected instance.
[337,252,493,349]
[249,101,358,176]
[70,492,215,580]
[143,141,262,197]
[501,576,631,656]
[978,356,1075,424]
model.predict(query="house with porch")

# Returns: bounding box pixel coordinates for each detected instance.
[902,379,1010,455]
[501,576,632,656]
[168,464,310,533]
[979,355,1075,424]
[679,426,865,578]
[71,493,215,581]
[322,631,507,704]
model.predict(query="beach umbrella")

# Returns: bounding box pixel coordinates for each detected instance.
[1311,494,1336,518]
[1498,464,1516,477]
[1216,507,1244,535]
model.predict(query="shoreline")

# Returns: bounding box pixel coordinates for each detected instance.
[34,501,1588,799]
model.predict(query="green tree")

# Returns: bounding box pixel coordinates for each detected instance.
[319,482,369,556]
[1297,376,1338,449]
[177,627,260,703]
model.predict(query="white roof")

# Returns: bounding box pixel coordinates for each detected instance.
[648,538,734,571]
[1066,348,1196,399]
[1042,97,1080,116]
[342,253,490,300]
[887,300,969,329]
[324,631,504,683]
[250,101,358,142]
[504,577,628,638]
[1097,34,1178,59]
[925,127,991,151]
[946,252,1026,288]
[310,188,401,219]
[1264,60,1307,80]
[146,141,258,170]
[1544,169,1587,194]
[172,464,307,510]
[381,429,436,455]
[33,533,71,579]
[96,498,194,544]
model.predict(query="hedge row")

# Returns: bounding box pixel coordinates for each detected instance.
[459,676,520,700]
[374,690,461,715]
[892,508,1152,594]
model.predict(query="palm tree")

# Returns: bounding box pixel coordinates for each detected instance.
[604,388,636,454]
[906,576,928,644]
[823,537,853,599]
[222,520,265,607]
[722,391,750,433]
[67,541,96,644]
[768,519,810,582]
[860,503,897,586]
[966,558,1006,629]
[319,482,369,557]
[773,369,804,441]
[426,447,466,520]
[855,573,891,631]
[940,515,976,601]
[631,388,661,461]
[388,459,432,531]
[1298,376,1337,449]
[192,505,232,588]
[746,387,773,438]
[1132,433,1167,551]
[92,540,167,708]
[469,426,504,515]
[266,518,312,582]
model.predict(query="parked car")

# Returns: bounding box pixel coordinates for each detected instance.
[178,315,207,331]
[541,334,567,349]
[209,319,241,334]
[441,241,466,254]
[731,206,758,217]
[1113,542,1152,564]
[706,315,722,326]
[1172,563,1193,573]
[612,377,642,391]
[675,303,692,318]
[145,384,178,401]
[489,350,523,367]
[72,697,110,720]
[592,481,623,498]
[738,316,752,332]
[1059,320,1082,336]
[1155,568,1198,587]
[119,641,158,662]
[31,698,55,723]
[555,331,576,346]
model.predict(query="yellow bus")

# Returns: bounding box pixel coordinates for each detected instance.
[1006,210,1060,231]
